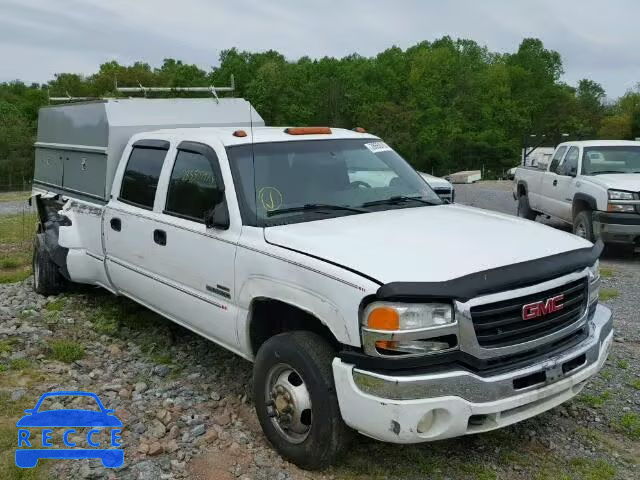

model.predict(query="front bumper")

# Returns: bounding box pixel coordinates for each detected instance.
[333,304,612,443]
[593,211,640,245]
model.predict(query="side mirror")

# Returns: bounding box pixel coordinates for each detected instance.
[204,187,230,230]
[204,201,230,230]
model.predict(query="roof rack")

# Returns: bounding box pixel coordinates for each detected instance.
[115,75,235,103]
[48,91,100,103]
[47,75,236,104]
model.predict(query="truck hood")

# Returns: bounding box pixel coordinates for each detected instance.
[264,204,593,284]
[583,174,640,192]
[419,172,453,189]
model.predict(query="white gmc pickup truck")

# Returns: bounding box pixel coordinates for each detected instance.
[514,140,640,247]
[31,98,612,469]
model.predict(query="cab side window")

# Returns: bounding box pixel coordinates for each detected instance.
[119,142,169,209]
[549,146,567,173]
[165,146,222,222]
[560,147,579,176]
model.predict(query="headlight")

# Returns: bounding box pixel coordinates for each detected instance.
[608,190,638,213]
[364,302,453,331]
[588,260,600,305]
[608,190,634,200]
[361,302,457,357]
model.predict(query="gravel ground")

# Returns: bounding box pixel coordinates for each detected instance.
[0,185,638,479]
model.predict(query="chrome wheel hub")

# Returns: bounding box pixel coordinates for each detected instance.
[265,364,312,444]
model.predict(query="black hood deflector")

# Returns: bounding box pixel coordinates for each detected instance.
[376,240,604,302]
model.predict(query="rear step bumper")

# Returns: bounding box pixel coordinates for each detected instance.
[333,304,612,443]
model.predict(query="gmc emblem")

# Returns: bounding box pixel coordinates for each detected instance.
[522,294,564,320]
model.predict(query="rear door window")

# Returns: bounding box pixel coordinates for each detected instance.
[119,143,169,209]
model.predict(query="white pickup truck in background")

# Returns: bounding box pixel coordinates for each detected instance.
[514,140,640,247]
[31,98,611,469]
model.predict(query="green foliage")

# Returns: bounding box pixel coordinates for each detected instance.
[579,391,611,408]
[599,288,620,301]
[48,339,85,363]
[9,358,30,370]
[616,413,640,440]
[569,458,616,480]
[1,38,636,182]
[0,212,36,284]
[44,298,66,312]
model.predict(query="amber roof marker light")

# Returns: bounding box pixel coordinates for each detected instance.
[353,127,366,133]
[284,127,332,135]
[233,130,248,137]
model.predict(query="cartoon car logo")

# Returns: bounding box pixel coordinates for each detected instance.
[15,391,123,468]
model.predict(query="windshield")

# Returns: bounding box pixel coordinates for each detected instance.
[227,139,441,226]
[582,146,640,175]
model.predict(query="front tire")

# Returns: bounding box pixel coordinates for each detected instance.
[573,210,595,242]
[33,234,64,295]
[517,194,537,220]
[253,331,350,470]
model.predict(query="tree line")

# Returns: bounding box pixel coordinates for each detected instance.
[2,37,640,187]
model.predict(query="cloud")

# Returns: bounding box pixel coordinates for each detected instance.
[1,0,638,97]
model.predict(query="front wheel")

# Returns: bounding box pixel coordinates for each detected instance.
[573,210,595,242]
[253,331,350,470]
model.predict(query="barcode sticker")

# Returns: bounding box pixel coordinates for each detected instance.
[364,141,392,153]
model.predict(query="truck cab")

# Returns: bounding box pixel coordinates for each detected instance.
[514,140,640,246]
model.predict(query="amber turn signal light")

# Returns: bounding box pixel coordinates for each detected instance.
[367,306,400,331]
[284,127,332,135]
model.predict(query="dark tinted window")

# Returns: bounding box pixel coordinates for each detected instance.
[549,146,567,172]
[120,147,167,209]
[165,150,220,221]
[560,147,579,175]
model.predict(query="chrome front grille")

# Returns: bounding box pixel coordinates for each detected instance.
[433,187,453,202]
[469,278,588,348]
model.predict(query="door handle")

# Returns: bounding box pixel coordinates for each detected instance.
[110,218,121,231]
[553,179,558,186]
[153,229,167,246]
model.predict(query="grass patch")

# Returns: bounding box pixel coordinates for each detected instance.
[0,258,20,269]
[616,358,629,369]
[598,288,619,301]
[89,303,120,335]
[0,191,30,203]
[0,339,16,354]
[599,266,615,278]
[9,359,30,370]
[616,413,640,440]
[48,339,85,363]
[151,353,173,365]
[0,212,36,284]
[0,364,6,373]
[44,298,66,312]
[569,459,615,480]
[628,378,640,390]
[579,391,611,408]
[599,368,613,380]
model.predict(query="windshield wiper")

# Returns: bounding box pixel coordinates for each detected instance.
[361,195,439,208]
[266,203,368,217]
[589,170,628,175]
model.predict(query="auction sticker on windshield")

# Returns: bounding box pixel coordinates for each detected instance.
[364,141,393,153]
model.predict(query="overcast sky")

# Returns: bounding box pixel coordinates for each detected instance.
[1,0,638,98]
